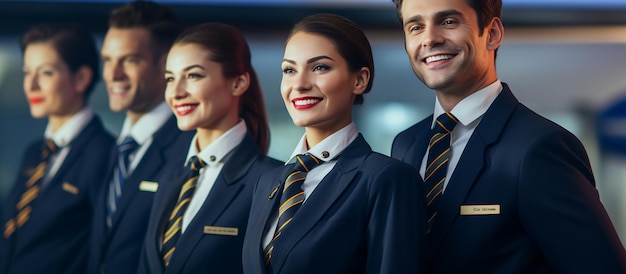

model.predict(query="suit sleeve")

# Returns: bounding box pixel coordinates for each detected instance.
[365,159,427,274]
[518,131,626,273]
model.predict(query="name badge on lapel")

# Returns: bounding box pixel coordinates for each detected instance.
[62,182,79,195]
[139,181,159,192]
[203,226,238,236]
[460,204,501,215]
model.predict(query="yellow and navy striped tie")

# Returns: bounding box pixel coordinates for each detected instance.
[161,156,206,267]
[424,112,458,233]
[264,153,322,264]
[4,139,58,238]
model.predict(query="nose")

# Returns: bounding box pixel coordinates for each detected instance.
[103,61,125,82]
[166,77,188,101]
[421,25,444,48]
[24,73,39,93]
[292,71,312,92]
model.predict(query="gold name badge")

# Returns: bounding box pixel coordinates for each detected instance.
[460,204,501,215]
[139,181,159,192]
[203,226,239,236]
[62,182,79,195]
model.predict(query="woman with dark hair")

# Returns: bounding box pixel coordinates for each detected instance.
[137,22,281,274]
[0,24,114,274]
[242,13,426,274]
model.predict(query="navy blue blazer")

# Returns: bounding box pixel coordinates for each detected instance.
[88,115,193,274]
[0,116,114,274]
[392,83,626,273]
[138,134,281,274]
[243,134,427,274]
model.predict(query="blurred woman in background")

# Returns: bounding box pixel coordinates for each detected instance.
[0,23,114,274]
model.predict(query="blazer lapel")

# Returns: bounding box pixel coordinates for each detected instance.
[42,117,100,193]
[428,84,520,257]
[406,117,433,169]
[166,136,258,272]
[145,163,187,274]
[109,116,178,230]
[270,134,372,271]
[250,171,284,273]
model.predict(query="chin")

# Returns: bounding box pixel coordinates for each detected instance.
[176,121,196,132]
[30,112,47,119]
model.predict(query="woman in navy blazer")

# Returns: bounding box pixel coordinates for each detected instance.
[242,13,427,274]
[0,24,114,274]
[137,23,281,274]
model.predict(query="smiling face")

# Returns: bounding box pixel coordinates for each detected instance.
[401,0,501,102]
[164,43,241,133]
[101,27,166,118]
[281,31,368,139]
[23,42,84,120]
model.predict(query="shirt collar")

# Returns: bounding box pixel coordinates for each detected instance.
[44,106,94,147]
[432,80,503,128]
[287,122,358,164]
[119,101,171,145]
[186,120,247,166]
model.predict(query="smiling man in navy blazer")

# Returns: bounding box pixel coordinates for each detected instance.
[391,0,626,273]
[87,2,193,274]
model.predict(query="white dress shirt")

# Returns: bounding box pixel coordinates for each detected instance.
[262,122,359,248]
[118,102,172,174]
[420,80,503,192]
[42,106,94,189]
[181,120,247,233]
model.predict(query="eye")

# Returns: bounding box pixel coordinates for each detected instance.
[40,70,54,77]
[312,64,330,72]
[408,24,424,33]
[442,19,458,26]
[125,57,138,64]
[164,76,174,83]
[187,73,203,80]
[282,67,295,74]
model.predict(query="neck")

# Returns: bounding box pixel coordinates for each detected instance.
[48,104,83,133]
[304,120,351,149]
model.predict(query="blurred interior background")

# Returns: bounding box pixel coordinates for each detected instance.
[1,0,626,244]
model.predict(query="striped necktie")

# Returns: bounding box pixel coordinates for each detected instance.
[4,139,58,238]
[424,112,458,233]
[264,153,323,264]
[106,136,139,228]
[161,156,206,268]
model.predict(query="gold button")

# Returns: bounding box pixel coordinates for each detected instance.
[209,155,216,161]
[321,151,330,158]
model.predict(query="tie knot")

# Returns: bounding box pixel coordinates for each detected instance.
[294,153,322,173]
[42,139,58,160]
[434,112,458,134]
[188,156,207,173]
[118,136,139,155]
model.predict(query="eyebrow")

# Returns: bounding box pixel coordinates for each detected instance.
[164,64,205,75]
[282,55,335,65]
[23,63,62,71]
[404,9,464,27]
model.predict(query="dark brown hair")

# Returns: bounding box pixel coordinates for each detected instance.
[108,0,182,59]
[21,23,99,99]
[288,13,374,105]
[174,23,270,154]
[392,0,502,36]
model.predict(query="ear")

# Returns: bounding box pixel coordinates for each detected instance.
[486,17,504,51]
[231,72,250,97]
[73,65,92,95]
[352,67,370,95]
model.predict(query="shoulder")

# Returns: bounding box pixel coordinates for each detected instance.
[392,118,431,148]
[362,152,418,175]
[503,104,582,147]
